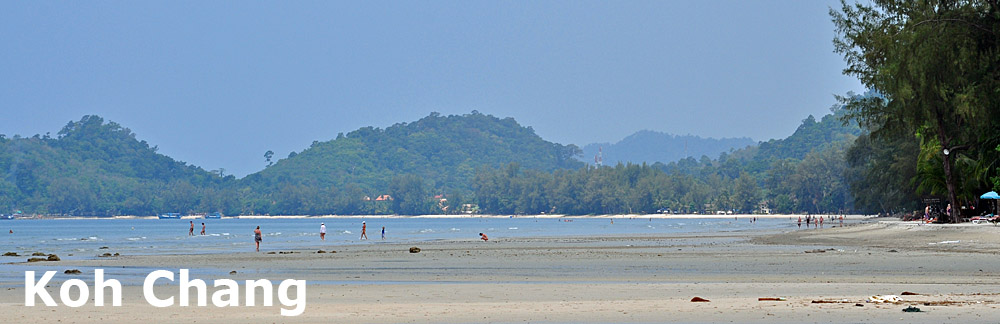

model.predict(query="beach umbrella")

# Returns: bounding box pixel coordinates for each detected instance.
[981,191,1000,215]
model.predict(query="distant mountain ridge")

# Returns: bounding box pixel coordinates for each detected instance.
[580,131,755,165]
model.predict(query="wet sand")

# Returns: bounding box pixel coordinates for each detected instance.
[3,219,1000,323]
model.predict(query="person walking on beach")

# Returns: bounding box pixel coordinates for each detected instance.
[189,221,194,236]
[254,226,262,252]
[320,223,326,241]
[200,222,206,235]
[381,226,385,240]
[360,221,368,240]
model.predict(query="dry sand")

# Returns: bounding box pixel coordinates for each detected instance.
[3,219,1000,323]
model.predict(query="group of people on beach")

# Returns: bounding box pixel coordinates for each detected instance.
[797,215,844,228]
[247,221,489,251]
[188,221,206,236]
[354,221,385,240]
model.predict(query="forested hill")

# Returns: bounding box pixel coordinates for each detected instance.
[472,107,865,216]
[755,111,861,161]
[0,116,227,216]
[241,111,583,195]
[2,109,863,216]
[580,131,754,166]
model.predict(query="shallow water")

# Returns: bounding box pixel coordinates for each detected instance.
[0,216,849,286]
[0,217,811,259]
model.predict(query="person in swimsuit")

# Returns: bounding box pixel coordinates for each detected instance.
[360,221,368,240]
[320,223,326,241]
[480,233,488,242]
[200,223,206,235]
[254,226,262,252]
[189,221,194,236]
[381,226,385,240]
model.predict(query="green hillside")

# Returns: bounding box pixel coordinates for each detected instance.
[243,111,582,192]
[2,109,864,216]
[0,116,230,216]
[234,111,583,215]
[474,107,862,215]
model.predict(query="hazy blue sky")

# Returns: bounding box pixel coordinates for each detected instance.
[2,1,863,177]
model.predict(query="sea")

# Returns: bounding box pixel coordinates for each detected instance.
[0,215,842,286]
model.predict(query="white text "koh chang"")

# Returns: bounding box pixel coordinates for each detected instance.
[25,269,307,316]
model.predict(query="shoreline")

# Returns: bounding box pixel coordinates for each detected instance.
[6,213,877,220]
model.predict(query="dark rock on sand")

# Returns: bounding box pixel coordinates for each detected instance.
[409,247,421,253]
[64,269,82,275]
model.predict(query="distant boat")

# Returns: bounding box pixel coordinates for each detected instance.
[204,212,222,219]
[0,214,13,220]
[158,213,181,219]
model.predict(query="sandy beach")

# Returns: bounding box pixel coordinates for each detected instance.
[3,218,1000,323]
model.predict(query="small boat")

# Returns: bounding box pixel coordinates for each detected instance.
[0,214,13,220]
[204,212,222,219]
[158,213,181,219]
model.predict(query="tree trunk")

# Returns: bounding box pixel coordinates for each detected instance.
[941,152,959,223]
[935,115,960,223]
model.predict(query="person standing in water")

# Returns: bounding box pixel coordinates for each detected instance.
[360,221,368,240]
[381,226,385,240]
[189,221,194,236]
[254,226,262,252]
[200,222,206,235]
[320,223,326,241]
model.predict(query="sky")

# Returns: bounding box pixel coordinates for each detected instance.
[1,1,864,177]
